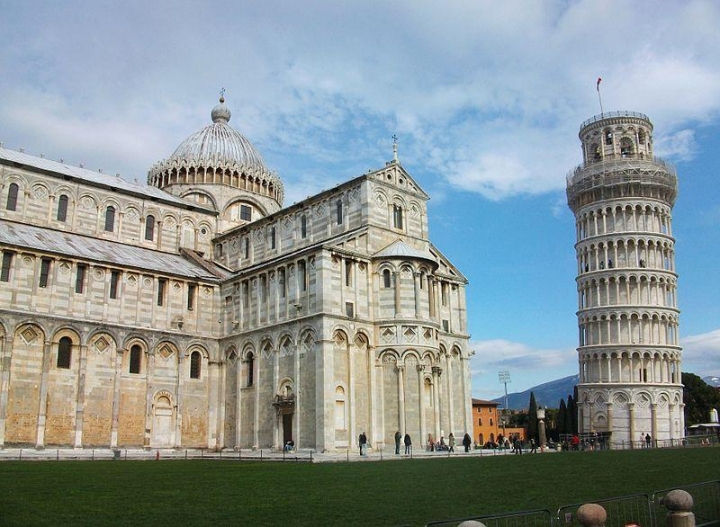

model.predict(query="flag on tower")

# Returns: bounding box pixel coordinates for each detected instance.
[597,77,602,91]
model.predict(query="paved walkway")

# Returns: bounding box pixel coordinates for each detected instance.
[0,445,543,463]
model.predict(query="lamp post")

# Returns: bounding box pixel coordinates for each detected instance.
[537,406,546,450]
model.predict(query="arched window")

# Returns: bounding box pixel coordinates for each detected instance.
[300,215,307,238]
[383,269,391,288]
[393,204,403,229]
[298,260,307,291]
[478,418,482,426]
[57,336,72,369]
[246,352,254,387]
[190,351,202,379]
[129,344,142,374]
[336,200,343,224]
[6,183,18,211]
[57,195,69,222]
[104,206,116,232]
[145,215,155,241]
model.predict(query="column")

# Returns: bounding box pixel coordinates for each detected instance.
[432,366,442,439]
[110,348,123,448]
[445,354,454,434]
[175,352,185,448]
[35,340,53,449]
[628,402,636,448]
[235,358,243,449]
[413,272,421,318]
[295,331,302,449]
[393,271,400,316]
[650,403,657,446]
[417,364,425,450]
[397,365,406,433]
[0,334,13,446]
[144,350,156,448]
[73,344,88,448]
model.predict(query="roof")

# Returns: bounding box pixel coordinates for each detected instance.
[472,399,500,406]
[0,220,227,281]
[374,239,438,267]
[0,145,213,212]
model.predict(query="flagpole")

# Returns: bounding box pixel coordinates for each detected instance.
[597,77,604,115]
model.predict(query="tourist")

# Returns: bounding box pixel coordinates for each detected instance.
[394,430,402,455]
[462,433,472,452]
[530,438,537,453]
[404,433,412,454]
[448,433,455,453]
[359,431,367,456]
[645,433,652,448]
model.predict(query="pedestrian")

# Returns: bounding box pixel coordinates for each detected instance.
[404,433,412,455]
[394,430,402,455]
[462,433,472,452]
[358,431,367,456]
[645,433,651,448]
[427,433,435,451]
[514,437,522,455]
[448,433,455,453]
[530,438,537,453]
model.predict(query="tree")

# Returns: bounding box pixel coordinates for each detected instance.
[567,393,578,435]
[527,391,538,442]
[557,398,567,436]
[682,372,720,425]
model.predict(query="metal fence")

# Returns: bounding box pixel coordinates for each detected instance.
[424,481,720,527]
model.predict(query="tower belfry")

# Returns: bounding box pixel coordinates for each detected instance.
[566,111,684,447]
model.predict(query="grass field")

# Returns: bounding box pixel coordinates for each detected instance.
[1,447,718,526]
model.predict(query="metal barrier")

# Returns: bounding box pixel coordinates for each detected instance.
[425,508,554,527]
[653,481,720,527]
[556,494,653,527]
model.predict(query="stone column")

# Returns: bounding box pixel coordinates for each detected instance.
[651,403,658,447]
[110,348,123,448]
[628,402,636,448]
[413,272,421,318]
[144,350,156,449]
[0,333,14,446]
[397,364,406,433]
[175,352,185,448]
[35,339,53,449]
[445,353,454,434]
[432,366,442,439]
[417,364,425,449]
[393,271,400,316]
[73,344,88,448]
[294,331,302,450]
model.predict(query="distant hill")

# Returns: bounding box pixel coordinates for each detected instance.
[492,374,719,411]
[492,374,579,410]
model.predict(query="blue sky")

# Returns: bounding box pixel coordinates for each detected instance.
[1,0,719,400]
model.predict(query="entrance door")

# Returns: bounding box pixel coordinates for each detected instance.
[283,413,293,444]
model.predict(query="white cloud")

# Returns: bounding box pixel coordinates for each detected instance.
[681,329,720,377]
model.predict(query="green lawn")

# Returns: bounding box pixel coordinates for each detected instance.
[1,447,718,526]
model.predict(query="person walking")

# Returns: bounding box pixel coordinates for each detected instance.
[448,433,456,453]
[358,431,367,456]
[645,433,652,448]
[530,438,537,453]
[404,433,412,455]
[394,430,402,455]
[462,433,472,452]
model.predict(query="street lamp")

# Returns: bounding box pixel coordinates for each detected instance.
[537,406,546,449]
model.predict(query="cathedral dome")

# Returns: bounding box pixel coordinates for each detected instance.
[148,96,284,207]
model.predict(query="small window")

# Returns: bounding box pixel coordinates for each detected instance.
[382,269,391,288]
[104,206,116,232]
[240,204,252,222]
[1,252,14,282]
[187,284,196,310]
[246,352,254,387]
[345,302,354,318]
[478,418,482,426]
[393,204,403,229]
[300,215,307,238]
[442,319,449,332]
[270,226,276,249]
[75,264,87,294]
[242,280,249,308]
[244,238,250,259]
[345,260,352,287]
[336,200,343,224]
[299,260,307,292]
[157,278,166,306]
[6,183,18,211]
[490,418,494,426]
[110,270,120,299]
[605,130,613,145]
[129,345,142,374]
[39,258,52,288]
[145,215,155,241]
[57,195,69,222]
[279,269,286,298]
[190,351,202,379]
[57,336,72,369]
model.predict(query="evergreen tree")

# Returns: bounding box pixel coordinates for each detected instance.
[682,372,720,425]
[572,385,579,433]
[567,394,577,435]
[557,398,567,436]
[527,391,538,442]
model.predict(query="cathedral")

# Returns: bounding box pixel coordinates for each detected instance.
[0,96,473,451]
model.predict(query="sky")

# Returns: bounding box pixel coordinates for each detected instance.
[1,0,719,401]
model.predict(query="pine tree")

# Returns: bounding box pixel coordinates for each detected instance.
[527,391,538,442]
[557,398,567,436]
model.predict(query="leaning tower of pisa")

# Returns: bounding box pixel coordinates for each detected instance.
[566,111,684,447]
